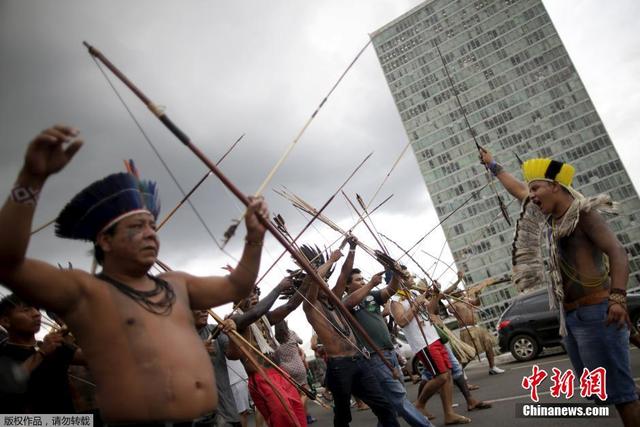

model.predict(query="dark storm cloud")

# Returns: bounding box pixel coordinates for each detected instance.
[0,0,638,291]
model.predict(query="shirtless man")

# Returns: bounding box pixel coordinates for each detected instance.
[446,278,505,375]
[303,258,399,426]
[423,280,492,413]
[480,149,639,425]
[425,274,474,366]
[0,125,267,423]
[226,276,310,427]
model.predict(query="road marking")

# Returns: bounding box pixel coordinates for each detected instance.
[496,346,637,371]
[511,357,571,370]
[487,390,553,403]
[486,377,640,404]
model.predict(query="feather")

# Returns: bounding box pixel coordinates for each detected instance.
[275,188,379,260]
[55,172,160,241]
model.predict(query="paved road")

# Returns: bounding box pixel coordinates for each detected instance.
[304,346,639,426]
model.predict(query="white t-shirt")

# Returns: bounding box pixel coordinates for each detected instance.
[392,297,440,353]
[226,357,248,386]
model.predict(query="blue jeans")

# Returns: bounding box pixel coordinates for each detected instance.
[421,343,461,381]
[564,301,637,405]
[369,351,433,427]
[326,355,400,427]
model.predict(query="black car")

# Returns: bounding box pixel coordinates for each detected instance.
[497,288,640,362]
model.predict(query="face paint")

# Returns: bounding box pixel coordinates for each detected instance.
[125,225,140,242]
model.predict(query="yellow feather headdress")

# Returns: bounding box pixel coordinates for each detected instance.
[521,158,575,188]
[522,159,584,199]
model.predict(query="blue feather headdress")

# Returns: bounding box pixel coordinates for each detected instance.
[55,160,161,242]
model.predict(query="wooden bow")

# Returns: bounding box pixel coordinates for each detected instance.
[376,233,483,363]
[83,41,396,375]
[434,44,512,227]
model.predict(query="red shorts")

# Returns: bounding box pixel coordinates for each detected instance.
[416,340,452,375]
[248,367,306,427]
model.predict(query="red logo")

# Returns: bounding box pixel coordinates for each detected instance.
[579,367,608,401]
[549,367,575,399]
[521,366,607,402]
[521,365,548,402]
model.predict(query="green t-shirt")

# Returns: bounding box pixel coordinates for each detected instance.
[347,290,394,351]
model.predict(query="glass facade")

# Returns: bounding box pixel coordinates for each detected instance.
[371,0,640,330]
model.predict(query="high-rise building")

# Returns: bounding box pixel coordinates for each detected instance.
[371,0,640,329]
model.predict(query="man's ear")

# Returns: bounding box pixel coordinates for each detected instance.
[0,315,10,330]
[96,231,113,255]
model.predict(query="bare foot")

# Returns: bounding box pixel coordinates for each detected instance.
[445,414,471,425]
[356,402,369,411]
[414,404,436,420]
[467,384,480,391]
[468,399,492,411]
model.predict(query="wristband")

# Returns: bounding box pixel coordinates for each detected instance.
[11,185,40,206]
[608,293,626,306]
[245,238,263,247]
[487,160,503,176]
[610,288,627,297]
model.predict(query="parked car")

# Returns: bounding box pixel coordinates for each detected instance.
[392,331,445,382]
[394,331,415,362]
[497,288,640,362]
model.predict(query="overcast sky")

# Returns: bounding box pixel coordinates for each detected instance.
[1,0,639,347]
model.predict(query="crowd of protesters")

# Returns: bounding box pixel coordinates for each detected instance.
[0,125,637,427]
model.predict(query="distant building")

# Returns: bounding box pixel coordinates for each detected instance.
[371,0,640,330]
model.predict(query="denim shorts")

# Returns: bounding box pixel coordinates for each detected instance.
[420,342,463,381]
[564,301,636,405]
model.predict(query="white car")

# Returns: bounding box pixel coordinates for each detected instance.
[394,331,414,361]
[393,332,419,380]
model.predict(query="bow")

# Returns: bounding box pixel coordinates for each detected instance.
[156,134,244,231]
[270,218,374,361]
[434,44,512,227]
[211,313,304,427]
[292,190,431,357]
[83,41,396,375]
[377,233,483,363]
[339,194,445,373]
[206,310,317,402]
